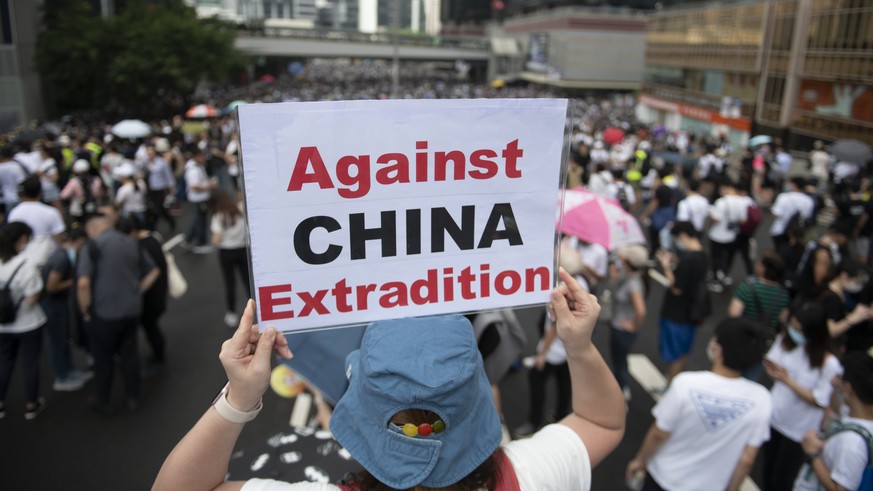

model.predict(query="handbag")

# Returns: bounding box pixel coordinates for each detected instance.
[165,252,187,299]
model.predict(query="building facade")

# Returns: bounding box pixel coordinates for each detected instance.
[637,0,873,148]
[0,0,45,133]
[489,6,647,90]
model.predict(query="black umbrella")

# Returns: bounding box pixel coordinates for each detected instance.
[11,129,47,144]
[829,139,873,163]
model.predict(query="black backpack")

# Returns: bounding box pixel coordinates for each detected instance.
[0,261,26,324]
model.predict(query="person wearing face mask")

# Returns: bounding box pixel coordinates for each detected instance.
[626,318,771,491]
[793,350,873,491]
[762,303,844,491]
[825,260,873,343]
[42,226,92,392]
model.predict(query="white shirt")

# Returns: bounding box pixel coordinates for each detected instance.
[13,151,42,174]
[0,161,26,204]
[185,160,211,203]
[808,150,830,180]
[698,154,723,178]
[769,191,815,236]
[767,336,843,442]
[587,171,613,197]
[571,239,608,287]
[648,371,772,491]
[115,181,148,214]
[241,424,591,491]
[0,255,46,333]
[211,213,247,249]
[834,161,859,182]
[7,201,65,240]
[677,194,710,232]
[708,195,749,243]
[793,417,873,491]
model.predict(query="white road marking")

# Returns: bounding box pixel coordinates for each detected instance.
[628,354,761,491]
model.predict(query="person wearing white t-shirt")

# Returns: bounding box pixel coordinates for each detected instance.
[7,176,65,270]
[676,180,710,233]
[208,190,251,328]
[794,350,873,491]
[770,177,815,249]
[807,142,830,192]
[707,181,748,292]
[0,222,48,420]
[763,303,843,491]
[0,146,27,213]
[183,149,217,253]
[565,237,609,291]
[114,163,148,226]
[626,318,772,491]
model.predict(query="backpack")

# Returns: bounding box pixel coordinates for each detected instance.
[616,184,631,211]
[739,203,763,236]
[0,261,26,324]
[801,421,873,490]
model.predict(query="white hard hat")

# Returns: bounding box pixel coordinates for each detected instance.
[73,159,90,173]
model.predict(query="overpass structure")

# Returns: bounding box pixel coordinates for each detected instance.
[234,29,490,61]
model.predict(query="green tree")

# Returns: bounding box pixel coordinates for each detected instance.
[36,0,242,116]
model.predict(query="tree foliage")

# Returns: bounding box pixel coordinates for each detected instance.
[36,0,242,116]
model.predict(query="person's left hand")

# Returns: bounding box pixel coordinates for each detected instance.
[763,358,788,383]
[801,430,825,456]
[219,299,293,411]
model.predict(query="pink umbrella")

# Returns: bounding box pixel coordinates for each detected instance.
[185,104,219,118]
[558,187,646,251]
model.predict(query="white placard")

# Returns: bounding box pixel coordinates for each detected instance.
[238,99,567,332]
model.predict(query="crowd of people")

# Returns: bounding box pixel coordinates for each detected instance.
[1,59,872,490]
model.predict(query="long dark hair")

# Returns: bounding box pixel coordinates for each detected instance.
[207,189,242,229]
[781,302,830,368]
[0,222,33,262]
[347,409,500,491]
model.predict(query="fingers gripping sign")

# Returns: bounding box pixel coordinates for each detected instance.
[549,267,601,352]
[219,299,294,411]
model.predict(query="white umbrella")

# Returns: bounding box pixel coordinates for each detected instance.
[111,119,151,139]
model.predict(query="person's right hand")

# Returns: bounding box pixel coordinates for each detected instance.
[550,267,600,352]
[625,459,646,483]
[219,299,293,411]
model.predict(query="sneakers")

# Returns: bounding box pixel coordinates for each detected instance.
[706,281,724,293]
[53,376,85,392]
[193,245,215,254]
[24,398,46,420]
[224,312,239,328]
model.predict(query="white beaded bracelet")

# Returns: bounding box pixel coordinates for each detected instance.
[212,385,263,424]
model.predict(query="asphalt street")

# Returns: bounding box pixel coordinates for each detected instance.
[0,213,768,490]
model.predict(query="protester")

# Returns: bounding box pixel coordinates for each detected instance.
[608,244,648,401]
[793,350,873,491]
[183,148,217,254]
[675,179,709,234]
[114,162,148,225]
[762,303,843,491]
[729,251,791,335]
[77,213,159,414]
[656,221,709,383]
[42,226,91,392]
[0,145,27,214]
[144,144,177,233]
[769,177,815,250]
[626,318,771,491]
[153,269,626,490]
[7,176,65,269]
[0,222,47,420]
[116,216,169,369]
[207,189,250,327]
[60,159,103,224]
[707,179,748,292]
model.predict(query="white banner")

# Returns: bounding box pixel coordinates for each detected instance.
[238,99,567,332]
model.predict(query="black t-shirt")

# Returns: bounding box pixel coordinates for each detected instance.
[43,247,72,301]
[661,249,708,324]
[654,184,676,208]
[141,235,168,313]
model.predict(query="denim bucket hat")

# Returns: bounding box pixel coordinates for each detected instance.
[330,315,502,489]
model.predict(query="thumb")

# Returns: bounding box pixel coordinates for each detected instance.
[252,327,277,369]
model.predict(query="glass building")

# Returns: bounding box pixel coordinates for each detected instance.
[637,0,873,147]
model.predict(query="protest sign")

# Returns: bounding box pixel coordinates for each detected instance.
[238,98,568,332]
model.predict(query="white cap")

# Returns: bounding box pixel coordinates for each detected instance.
[72,159,90,173]
[115,162,136,178]
[58,135,72,146]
